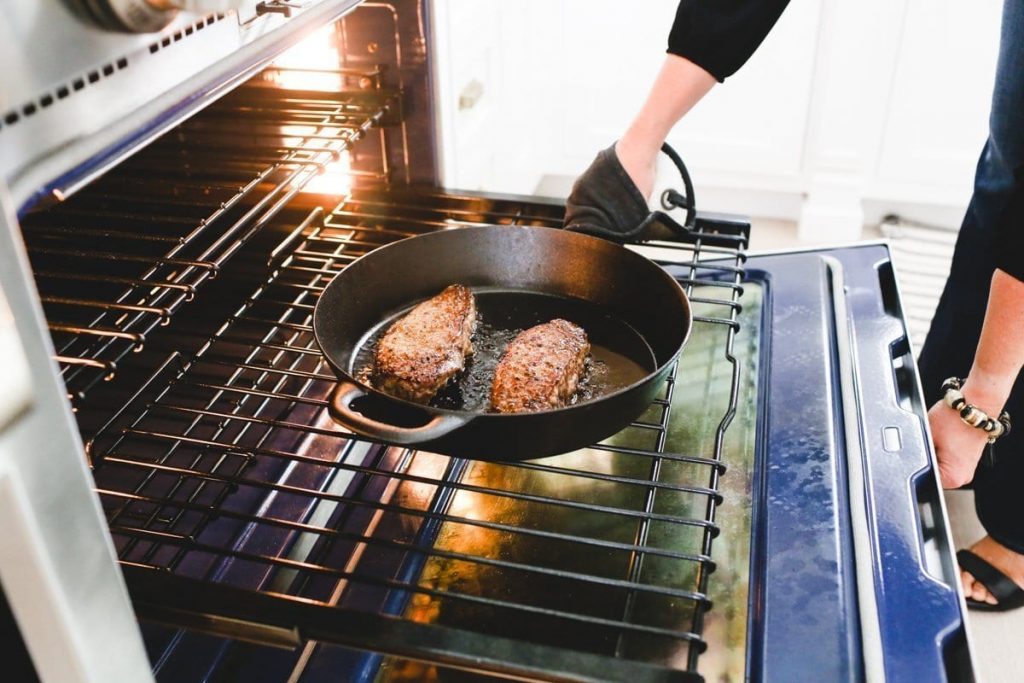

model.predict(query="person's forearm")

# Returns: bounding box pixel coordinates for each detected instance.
[615,54,716,199]
[620,54,716,156]
[962,269,1024,413]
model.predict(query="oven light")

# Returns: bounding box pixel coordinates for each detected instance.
[267,24,343,92]
[302,150,352,196]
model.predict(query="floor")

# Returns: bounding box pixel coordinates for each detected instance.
[945,490,1024,683]
[750,218,1019,683]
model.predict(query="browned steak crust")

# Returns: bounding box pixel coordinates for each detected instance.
[374,285,476,403]
[491,319,590,413]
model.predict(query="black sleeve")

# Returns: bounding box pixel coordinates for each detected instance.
[667,0,791,82]
[995,180,1024,282]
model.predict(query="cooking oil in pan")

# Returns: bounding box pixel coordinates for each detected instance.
[352,289,656,412]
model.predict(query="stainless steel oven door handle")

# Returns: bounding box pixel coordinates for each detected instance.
[329,380,471,445]
[825,256,887,683]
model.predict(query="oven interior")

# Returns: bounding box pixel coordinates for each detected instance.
[13,5,757,681]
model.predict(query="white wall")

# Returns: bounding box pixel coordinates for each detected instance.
[432,0,1002,238]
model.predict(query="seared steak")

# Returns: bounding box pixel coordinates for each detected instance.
[491,319,590,413]
[374,285,476,403]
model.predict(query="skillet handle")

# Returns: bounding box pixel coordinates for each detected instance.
[328,380,470,445]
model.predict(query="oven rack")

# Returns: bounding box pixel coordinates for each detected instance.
[22,68,393,407]
[85,190,747,682]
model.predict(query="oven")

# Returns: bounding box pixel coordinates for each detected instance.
[0,1,975,681]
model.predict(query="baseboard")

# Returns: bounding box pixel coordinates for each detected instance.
[535,173,805,223]
[533,173,969,232]
[862,198,964,231]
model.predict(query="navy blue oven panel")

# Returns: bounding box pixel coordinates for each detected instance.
[741,244,968,683]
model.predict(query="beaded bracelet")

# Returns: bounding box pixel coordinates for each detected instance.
[941,377,1012,444]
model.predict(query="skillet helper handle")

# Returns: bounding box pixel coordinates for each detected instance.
[329,380,469,445]
[658,142,697,231]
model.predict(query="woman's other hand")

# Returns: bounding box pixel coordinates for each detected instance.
[930,373,1010,488]
[929,396,992,488]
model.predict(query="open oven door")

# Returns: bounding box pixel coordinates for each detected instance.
[0,187,153,683]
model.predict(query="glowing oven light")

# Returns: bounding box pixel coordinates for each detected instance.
[302,150,353,196]
[266,24,355,195]
[267,24,343,91]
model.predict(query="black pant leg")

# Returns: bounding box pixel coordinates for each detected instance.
[918,172,1024,554]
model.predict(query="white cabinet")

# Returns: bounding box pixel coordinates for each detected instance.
[432,0,501,190]
[433,0,567,194]
[433,0,1002,236]
[871,1,1001,209]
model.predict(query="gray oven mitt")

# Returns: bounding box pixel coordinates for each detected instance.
[563,143,686,243]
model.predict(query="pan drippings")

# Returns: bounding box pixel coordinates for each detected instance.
[352,290,656,413]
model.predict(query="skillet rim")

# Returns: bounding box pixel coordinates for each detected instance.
[311,225,692,418]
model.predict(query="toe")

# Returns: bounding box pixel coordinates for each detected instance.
[975,584,995,604]
[961,570,974,594]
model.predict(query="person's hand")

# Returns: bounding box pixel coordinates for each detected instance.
[614,138,657,201]
[929,376,1007,488]
[929,400,989,488]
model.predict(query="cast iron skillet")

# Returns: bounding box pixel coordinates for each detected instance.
[312,226,691,460]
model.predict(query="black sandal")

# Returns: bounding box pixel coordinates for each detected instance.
[956,549,1024,612]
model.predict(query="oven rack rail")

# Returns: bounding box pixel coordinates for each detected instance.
[84,190,748,682]
[22,67,393,408]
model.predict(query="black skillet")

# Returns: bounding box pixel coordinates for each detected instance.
[312,225,692,460]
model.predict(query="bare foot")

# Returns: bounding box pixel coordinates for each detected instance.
[614,139,657,201]
[961,536,1024,605]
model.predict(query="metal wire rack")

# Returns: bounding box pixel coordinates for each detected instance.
[85,189,748,682]
[21,67,393,407]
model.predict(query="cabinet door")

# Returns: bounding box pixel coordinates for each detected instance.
[432,0,503,191]
[870,0,1002,212]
